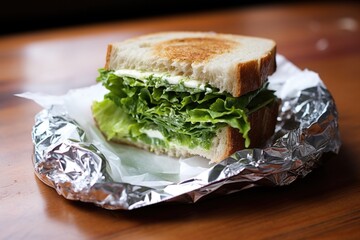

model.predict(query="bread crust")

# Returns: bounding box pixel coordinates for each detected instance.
[105,44,113,70]
[214,99,280,162]
[235,47,277,97]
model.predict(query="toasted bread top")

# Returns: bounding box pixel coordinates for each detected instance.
[154,37,238,63]
[105,31,276,97]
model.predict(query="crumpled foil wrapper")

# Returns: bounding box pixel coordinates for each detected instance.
[26,55,341,210]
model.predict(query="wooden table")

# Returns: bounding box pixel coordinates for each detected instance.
[1,3,359,239]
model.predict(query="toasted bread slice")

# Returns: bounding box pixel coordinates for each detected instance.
[105,31,276,97]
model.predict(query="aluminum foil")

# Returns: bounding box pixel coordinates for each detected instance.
[27,55,341,210]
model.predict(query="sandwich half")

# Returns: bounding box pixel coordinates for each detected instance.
[92,31,279,163]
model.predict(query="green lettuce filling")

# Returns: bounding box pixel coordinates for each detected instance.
[92,69,276,151]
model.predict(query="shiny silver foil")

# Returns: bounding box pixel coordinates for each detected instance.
[31,66,341,210]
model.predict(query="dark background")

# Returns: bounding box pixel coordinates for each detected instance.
[0,0,311,36]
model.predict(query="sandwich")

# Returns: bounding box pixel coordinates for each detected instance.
[92,31,279,163]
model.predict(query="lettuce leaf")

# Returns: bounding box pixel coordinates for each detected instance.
[93,69,276,150]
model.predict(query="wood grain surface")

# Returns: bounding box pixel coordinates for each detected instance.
[1,3,359,239]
